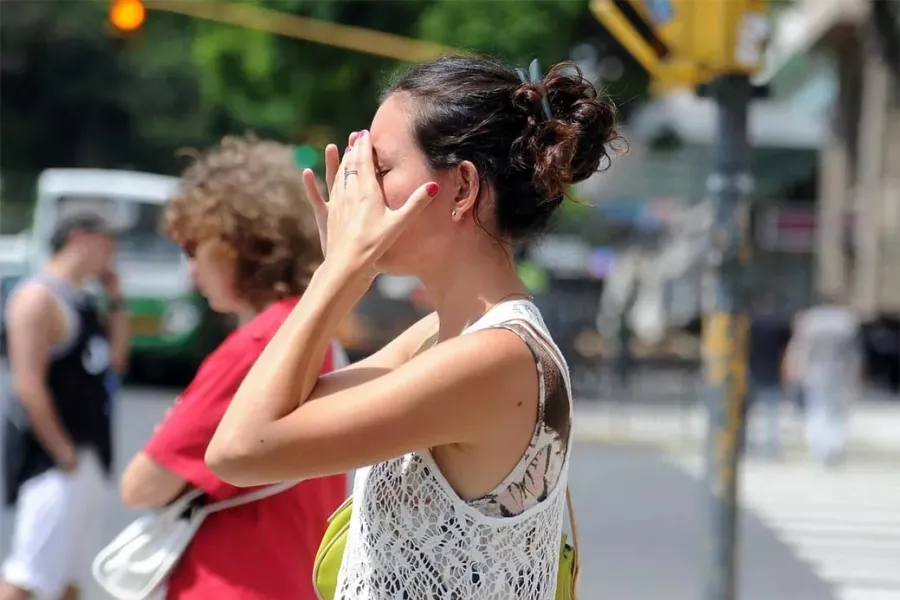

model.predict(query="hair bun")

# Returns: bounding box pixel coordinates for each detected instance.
[388,55,625,241]
[510,62,621,202]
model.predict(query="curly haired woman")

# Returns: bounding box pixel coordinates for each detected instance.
[119,135,347,600]
[207,56,621,600]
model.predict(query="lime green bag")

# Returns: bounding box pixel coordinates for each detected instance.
[313,488,580,600]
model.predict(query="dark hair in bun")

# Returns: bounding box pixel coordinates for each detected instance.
[385,55,622,240]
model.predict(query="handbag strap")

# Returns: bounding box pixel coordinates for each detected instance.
[201,481,298,516]
[565,485,581,595]
[565,486,579,551]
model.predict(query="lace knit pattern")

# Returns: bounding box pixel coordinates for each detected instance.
[335,301,573,600]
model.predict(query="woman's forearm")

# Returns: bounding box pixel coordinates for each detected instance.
[208,264,369,462]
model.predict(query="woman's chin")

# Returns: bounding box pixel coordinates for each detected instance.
[373,255,408,277]
[375,246,433,279]
[205,295,232,315]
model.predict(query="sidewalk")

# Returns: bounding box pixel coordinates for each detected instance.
[572,395,900,458]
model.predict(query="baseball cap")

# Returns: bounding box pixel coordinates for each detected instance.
[49,212,120,253]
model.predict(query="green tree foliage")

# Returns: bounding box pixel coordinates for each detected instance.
[188,0,434,142]
[417,0,584,63]
[0,0,213,209]
[0,0,643,225]
[185,0,643,182]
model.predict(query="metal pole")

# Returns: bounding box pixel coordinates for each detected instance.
[701,73,754,600]
[853,27,891,317]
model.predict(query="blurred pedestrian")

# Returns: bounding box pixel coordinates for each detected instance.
[205,56,619,600]
[1,213,129,600]
[784,294,863,466]
[614,311,635,392]
[118,135,347,599]
[743,291,792,458]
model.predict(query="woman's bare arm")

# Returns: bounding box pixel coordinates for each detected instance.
[206,267,537,487]
[308,311,439,404]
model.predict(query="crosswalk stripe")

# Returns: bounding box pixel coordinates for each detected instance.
[671,455,900,600]
[783,535,900,552]
[817,567,900,586]
[796,553,899,571]
[762,522,900,536]
[838,588,900,600]
[759,510,900,526]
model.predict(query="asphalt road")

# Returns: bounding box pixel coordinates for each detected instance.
[0,384,845,600]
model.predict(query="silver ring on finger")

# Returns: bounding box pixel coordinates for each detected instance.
[344,169,359,186]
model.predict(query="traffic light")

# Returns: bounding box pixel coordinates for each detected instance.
[109,0,146,33]
[591,0,769,93]
[589,0,698,91]
[657,0,769,77]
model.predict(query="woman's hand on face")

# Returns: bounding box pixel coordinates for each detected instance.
[302,129,439,279]
[302,131,360,256]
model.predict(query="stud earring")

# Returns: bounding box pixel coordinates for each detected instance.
[451,209,458,218]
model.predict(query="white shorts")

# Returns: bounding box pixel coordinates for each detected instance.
[2,450,108,599]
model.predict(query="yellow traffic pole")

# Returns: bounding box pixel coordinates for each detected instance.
[701,113,753,599]
[699,1,768,597]
[588,3,768,598]
[588,0,664,78]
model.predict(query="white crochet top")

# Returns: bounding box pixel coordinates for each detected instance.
[335,300,573,600]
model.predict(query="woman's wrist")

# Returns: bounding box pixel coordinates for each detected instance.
[314,259,374,299]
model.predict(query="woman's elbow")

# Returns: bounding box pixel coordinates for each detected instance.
[119,479,146,509]
[119,472,164,510]
[205,435,262,487]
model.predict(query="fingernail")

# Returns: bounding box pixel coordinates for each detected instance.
[360,130,369,137]
[426,183,439,197]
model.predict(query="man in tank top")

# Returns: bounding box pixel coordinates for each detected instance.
[1,213,129,600]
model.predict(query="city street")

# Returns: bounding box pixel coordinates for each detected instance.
[5,0,900,598]
[675,456,900,600]
[0,384,895,600]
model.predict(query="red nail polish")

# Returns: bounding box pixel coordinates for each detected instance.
[426,183,439,197]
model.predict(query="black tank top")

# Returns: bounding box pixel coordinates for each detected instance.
[3,276,113,506]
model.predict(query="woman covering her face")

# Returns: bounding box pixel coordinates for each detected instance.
[207,57,621,600]
[119,135,348,600]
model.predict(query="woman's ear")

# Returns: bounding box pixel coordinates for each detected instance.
[450,161,480,222]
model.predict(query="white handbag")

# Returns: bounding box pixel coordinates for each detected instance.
[92,482,296,600]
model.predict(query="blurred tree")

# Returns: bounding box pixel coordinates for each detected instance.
[0,0,212,207]
[1,2,126,193]
[417,0,583,63]
[185,0,637,155]
[0,0,646,223]
[187,0,435,143]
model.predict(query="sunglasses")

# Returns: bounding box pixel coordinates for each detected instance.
[181,241,197,259]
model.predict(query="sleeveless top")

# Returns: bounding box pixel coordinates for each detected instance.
[336,300,573,600]
[2,275,114,506]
